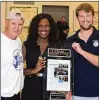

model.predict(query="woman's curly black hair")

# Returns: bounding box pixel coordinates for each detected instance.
[25,13,59,49]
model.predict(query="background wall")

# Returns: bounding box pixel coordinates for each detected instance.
[1,1,99,42]
[42,5,69,24]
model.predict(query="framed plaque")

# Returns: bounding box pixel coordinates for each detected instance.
[43,42,73,100]
[47,48,71,92]
[9,6,38,26]
[49,92,66,100]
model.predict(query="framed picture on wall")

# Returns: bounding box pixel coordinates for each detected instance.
[10,6,38,26]
[93,12,98,23]
[73,11,80,32]
[93,12,99,29]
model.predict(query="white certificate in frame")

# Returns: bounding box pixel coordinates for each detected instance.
[47,59,71,91]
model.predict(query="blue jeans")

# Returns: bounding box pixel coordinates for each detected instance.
[1,93,20,100]
[72,96,99,100]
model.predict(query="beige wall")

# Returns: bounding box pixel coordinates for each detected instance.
[1,1,98,42]
[1,2,7,32]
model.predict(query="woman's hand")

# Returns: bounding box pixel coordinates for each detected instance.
[32,56,46,74]
[24,56,46,76]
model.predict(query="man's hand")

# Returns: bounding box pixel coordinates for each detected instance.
[66,91,72,100]
[72,42,83,55]
[63,30,69,35]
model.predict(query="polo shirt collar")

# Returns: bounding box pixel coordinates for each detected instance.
[74,26,98,42]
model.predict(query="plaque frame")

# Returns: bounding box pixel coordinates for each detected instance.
[43,42,74,100]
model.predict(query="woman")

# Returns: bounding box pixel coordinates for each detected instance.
[22,13,59,100]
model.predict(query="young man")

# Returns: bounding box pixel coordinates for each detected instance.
[57,16,69,41]
[66,3,99,100]
[1,9,24,100]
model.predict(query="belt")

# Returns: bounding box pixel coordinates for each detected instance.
[37,73,44,77]
[29,73,44,78]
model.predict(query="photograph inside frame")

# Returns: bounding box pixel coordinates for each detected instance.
[43,42,74,100]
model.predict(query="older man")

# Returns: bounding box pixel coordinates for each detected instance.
[1,9,24,100]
